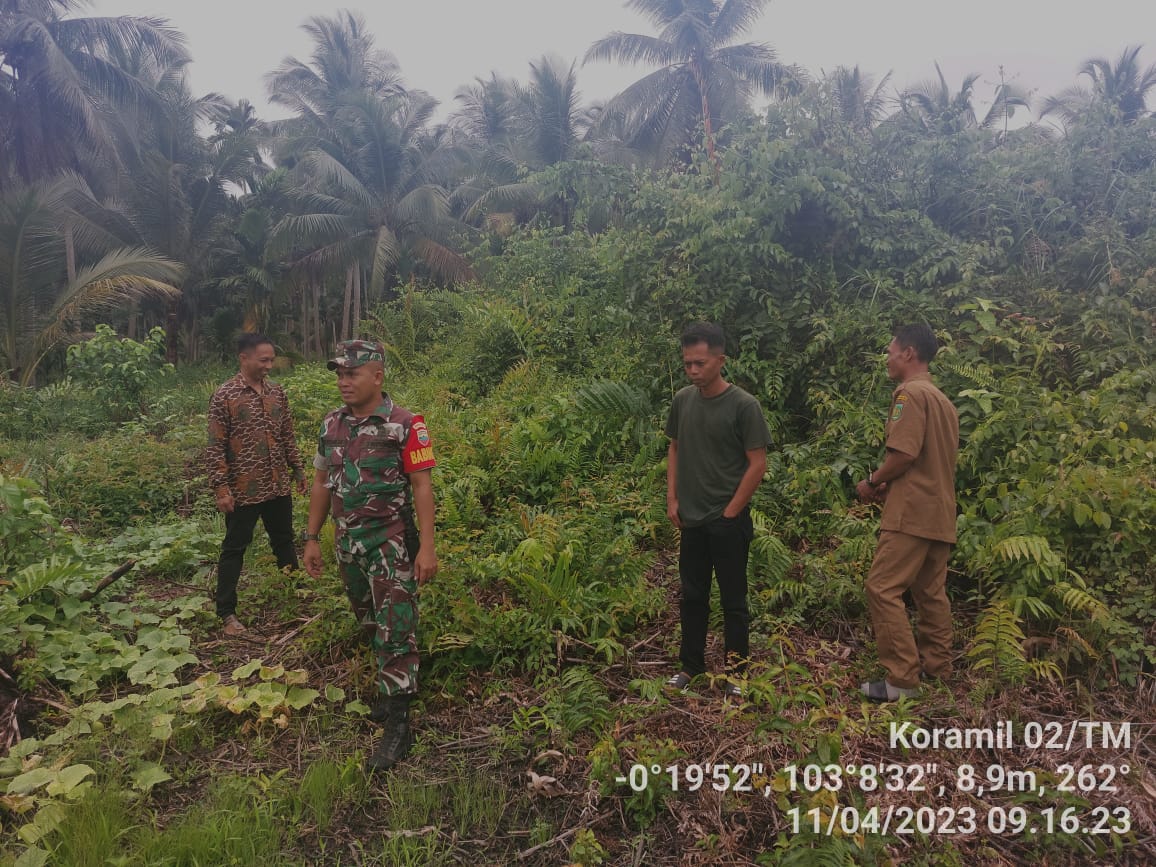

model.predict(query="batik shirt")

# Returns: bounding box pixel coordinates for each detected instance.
[206,374,304,506]
[313,393,436,548]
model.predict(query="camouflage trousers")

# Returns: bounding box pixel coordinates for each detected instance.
[336,534,419,697]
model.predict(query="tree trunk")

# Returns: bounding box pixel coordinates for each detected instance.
[312,273,323,357]
[341,266,353,341]
[352,266,362,339]
[189,298,200,362]
[64,223,77,285]
[692,58,722,186]
[165,296,180,365]
[300,279,309,359]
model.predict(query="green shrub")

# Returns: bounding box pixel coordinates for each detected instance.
[45,433,198,531]
[66,325,174,424]
[280,363,342,441]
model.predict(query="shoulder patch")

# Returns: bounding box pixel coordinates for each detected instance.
[891,393,908,422]
[414,421,430,445]
[402,414,436,472]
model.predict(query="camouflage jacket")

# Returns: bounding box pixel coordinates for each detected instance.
[206,374,304,506]
[313,393,436,547]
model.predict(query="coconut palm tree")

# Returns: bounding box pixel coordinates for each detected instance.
[268,13,474,341]
[113,69,265,360]
[827,66,892,131]
[266,10,404,132]
[1040,45,1156,126]
[451,74,518,152]
[274,90,473,303]
[446,74,530,226]
[900,62,1030,135]
[0,0,188,185]
[584,0,798,170]
[0,174,181,384]
[513,56,586,168]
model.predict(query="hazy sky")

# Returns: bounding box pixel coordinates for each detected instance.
[90,0,1156,121]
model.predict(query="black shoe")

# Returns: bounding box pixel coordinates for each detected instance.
[665,672,692,693]
[368,693,411,724]
[368,695,389,723]
[860,679,920,702]
[366,712,412,773]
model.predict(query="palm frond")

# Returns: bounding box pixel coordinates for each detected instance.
[712,0,771,43]
[410,238,476,284]
[584,32,678,68]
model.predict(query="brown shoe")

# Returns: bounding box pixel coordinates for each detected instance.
[222,615,247,636]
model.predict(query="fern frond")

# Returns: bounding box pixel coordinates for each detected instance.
[13,556,90,601]
[1026,658,1063,682]
[1052,577,1109,621]
[750,532,793,584]
[967,597,1029,682]
[759,580,810,605]
[939,360,996,389]
[1054,626,1099,659]
[992,535,1055,565]
[573,379,652,419]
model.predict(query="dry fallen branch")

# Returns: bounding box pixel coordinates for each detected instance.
[515,811,612,860]
[78,559,137,602]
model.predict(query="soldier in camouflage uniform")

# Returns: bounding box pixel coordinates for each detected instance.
[303,340,437,772]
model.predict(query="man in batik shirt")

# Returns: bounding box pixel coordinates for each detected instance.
[303,339,437,772]
[207,333,306,636]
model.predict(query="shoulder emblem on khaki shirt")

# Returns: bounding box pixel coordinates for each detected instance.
[891,393,907,421]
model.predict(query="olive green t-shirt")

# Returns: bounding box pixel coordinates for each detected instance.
[881,372,960,543]
[665,384,772,527]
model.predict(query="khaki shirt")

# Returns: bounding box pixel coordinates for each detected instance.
[880,372,959,543]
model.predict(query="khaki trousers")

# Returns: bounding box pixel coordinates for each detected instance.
[865,530,953,689]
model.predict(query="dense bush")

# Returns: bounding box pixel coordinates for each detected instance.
[67,325,174,424]
[44,433,200,532]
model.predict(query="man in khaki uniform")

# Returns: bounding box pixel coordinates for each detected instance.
[856,324,959,701]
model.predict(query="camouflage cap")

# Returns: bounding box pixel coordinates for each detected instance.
[327,339,386,370]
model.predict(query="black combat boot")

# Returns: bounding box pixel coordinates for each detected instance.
[368,694,389,723]
[365,696,413,773]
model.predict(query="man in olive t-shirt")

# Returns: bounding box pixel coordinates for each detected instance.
[856,324,959,702]
[665,322,772,699]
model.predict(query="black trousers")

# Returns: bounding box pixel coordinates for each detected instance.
[215,494,298,617]
[678,508,753,676]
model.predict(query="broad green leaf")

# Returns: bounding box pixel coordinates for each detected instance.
[45,764,95,796]
[232,659,262,680]
[131,763,172,793]
[285,687,320,710]
[324,684,345,703]
[59,598,88,619]
[1073,503,1091,527]
[251,683,288,713]
[17,802,64,845]
[7,768,55,795]
[226,696,254,714]
[345,700,370,716]
[214,685,240,703]
[149,714,174,741]
[14,846,49,867]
